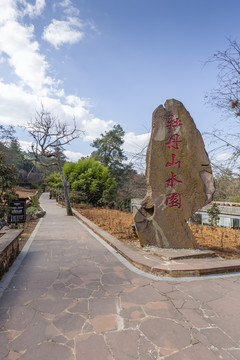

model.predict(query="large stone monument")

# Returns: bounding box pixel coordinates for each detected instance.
[134,99,215,249]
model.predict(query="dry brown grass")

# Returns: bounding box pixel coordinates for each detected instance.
[74,205,136,240]
[74,206,240,259]
[15,187,37,198]
[190,224,240,259]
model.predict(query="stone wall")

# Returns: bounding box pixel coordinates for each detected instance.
[0,229,23,278]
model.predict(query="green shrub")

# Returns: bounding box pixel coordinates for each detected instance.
[26,206,38,215]
[69,191,87,204]
[207,203,220,227]
[65,158,116,206]
[31,193,40,208]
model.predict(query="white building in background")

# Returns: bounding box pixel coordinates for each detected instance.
[195,202,240,228]
[131,198,142,213]
[131,199,240,229]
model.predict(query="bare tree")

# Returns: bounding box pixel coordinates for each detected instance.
[206,38,240,116]
[28,105,83,216]
[204,129,240,169]
[205,38,240,168]
[114,173,146,210]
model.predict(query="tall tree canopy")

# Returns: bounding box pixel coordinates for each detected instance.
[213,169,240,202]
[91,124,135,184]
[0,125,15,143]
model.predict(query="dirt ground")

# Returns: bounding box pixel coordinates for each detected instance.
[74,206,240,259]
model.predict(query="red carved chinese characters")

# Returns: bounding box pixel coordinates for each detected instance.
[166,154,181,169]
[166,114,183,130]
[166,193,182,209]
[166,172,182,188]
[165,114,183,209]
[166,134,182,150]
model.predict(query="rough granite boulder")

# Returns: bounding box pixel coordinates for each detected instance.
[134,99,215,249]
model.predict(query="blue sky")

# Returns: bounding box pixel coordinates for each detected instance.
[0,0,239,166]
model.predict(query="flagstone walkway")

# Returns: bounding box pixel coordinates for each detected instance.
[1,193,240,359]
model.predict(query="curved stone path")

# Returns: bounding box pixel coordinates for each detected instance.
[1,193,240,359]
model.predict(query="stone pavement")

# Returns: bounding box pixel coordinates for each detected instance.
[0,193,240,359]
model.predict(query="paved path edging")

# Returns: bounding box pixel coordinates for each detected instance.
[0,218,43,296]
[73,209,240,277]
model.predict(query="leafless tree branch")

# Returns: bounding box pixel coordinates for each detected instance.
[27,104,84,215]
[204,39,240,169]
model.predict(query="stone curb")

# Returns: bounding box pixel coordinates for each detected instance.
[73,209,240,277]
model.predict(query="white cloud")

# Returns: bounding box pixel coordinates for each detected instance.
[0,79,115,146]
[19,140,32,152]
[60,0,71,5]
[0,0,17,25]
[20,0,46,18]
[0,2,53,94]
[82,118,115,142]
[46,0,97,48]
[0,81,38,126]
[64,150,85,162]
[59,0,80,16]
[123,132,150,154]
[43,17,85,49]
[215,153,233,162]
[65,95,90,108]
[0,1,114,152]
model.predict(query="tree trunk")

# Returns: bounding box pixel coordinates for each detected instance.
[56,154,73,216]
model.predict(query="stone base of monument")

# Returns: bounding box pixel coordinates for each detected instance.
[142,247,216,260]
